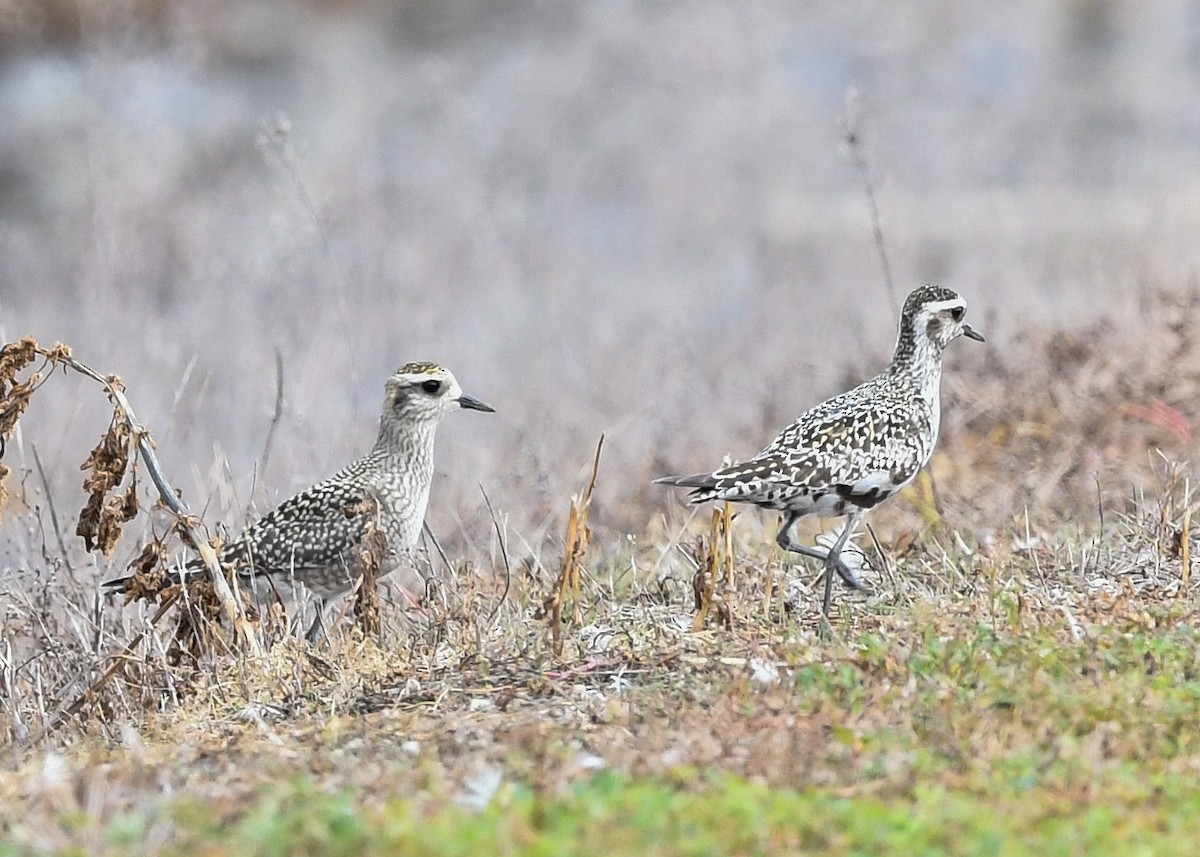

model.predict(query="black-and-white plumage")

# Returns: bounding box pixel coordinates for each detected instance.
[105,362,493,638]
[656,285,984,617]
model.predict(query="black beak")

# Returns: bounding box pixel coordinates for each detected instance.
[962,324,985,343]
[457,393,495,413]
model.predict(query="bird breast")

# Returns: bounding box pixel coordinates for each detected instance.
[370,466,433,558]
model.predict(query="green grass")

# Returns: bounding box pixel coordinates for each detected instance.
[11,768,1200,857]
[8,615,1200,856]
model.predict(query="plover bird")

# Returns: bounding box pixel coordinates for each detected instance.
[106,362,493,639]
[656,285,983,618]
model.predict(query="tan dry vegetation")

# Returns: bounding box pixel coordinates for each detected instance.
[3,528,1197,851]
[942,285,1200,524]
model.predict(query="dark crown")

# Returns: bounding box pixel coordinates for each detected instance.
[902,285,962,318]
[395,361,445,376]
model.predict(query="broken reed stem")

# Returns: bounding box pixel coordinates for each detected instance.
[5,342,261,655]
[1158,489,1170,577]
[574,437,605,622]
[552,505,580,653]
[911,469,943,527]
[352,497,385,639]
[721,501,734,624]
[1182,503,1192,591]
[691,507,720,631]
[59,353,261,655]
[546,435,605,656]
[691,502,734,631]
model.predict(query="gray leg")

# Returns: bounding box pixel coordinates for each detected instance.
[818,510,866,617]
[775,510,869,617]
[303,598,328,643]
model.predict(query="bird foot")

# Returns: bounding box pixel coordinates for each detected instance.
[830,557,869,592]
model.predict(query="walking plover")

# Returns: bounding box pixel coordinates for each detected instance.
[656,285,983,618]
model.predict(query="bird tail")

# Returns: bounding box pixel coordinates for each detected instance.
[101,565,199,595]
[653,472,721,504]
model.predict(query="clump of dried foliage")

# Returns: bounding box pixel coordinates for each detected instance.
[0,337,265,737]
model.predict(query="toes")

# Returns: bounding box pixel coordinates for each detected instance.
[831,560,868,591]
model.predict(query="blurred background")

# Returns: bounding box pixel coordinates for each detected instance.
[2,0,1200,577]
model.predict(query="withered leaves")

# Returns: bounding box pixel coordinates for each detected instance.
[0,336,38,388]
[347,496,386,636]
[77,413,139,555]
[120,538,168,603]
[0,337,45,514]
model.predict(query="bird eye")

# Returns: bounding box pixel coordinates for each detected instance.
[950,306,965,321]
[421,379,442,394]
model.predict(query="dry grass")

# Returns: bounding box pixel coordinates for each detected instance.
[3,500,1200,851]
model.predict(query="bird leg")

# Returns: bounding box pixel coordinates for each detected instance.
[303,598,329,644]
[775,511,869,618]
[818,511,867,617]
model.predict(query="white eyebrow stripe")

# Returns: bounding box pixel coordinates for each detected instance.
[922,298,966,314]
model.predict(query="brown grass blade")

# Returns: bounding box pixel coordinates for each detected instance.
[543,434,605,656]
[692,502,735,631]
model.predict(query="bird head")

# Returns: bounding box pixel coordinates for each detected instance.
[382,362,494,425]
[902,285,985,352]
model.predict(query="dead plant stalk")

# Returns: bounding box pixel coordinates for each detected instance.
[0,338,260,654]
[692,502,734,631]
[545,435,604,656]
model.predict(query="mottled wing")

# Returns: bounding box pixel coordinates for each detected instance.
[103,473,381,595]
[705,388,933,507]
[221,476,375,580]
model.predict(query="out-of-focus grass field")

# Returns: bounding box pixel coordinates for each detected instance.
[6,1,1200,853]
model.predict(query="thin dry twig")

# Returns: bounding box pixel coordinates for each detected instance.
[479,484,511,625]
[841,92,897,317]
[31,443,75,581]
[259,348,285,476]
[842,99,951,526]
